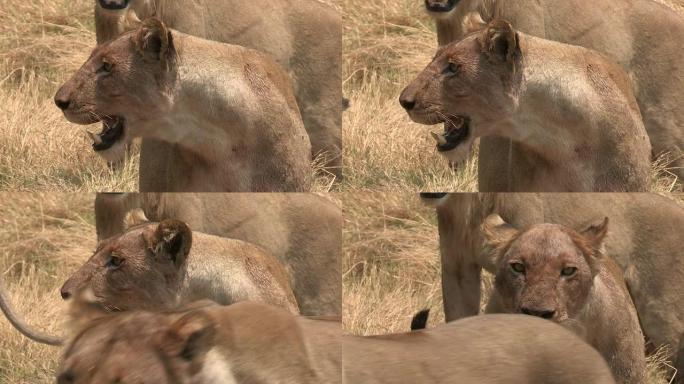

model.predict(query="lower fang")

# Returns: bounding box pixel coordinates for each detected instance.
[87,130,103,145]
[431,131,448,145]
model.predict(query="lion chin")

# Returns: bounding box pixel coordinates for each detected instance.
[95,138,129,166]
[438,141,473,164]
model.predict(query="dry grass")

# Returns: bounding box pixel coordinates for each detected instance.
[0,0,336,192]
[0,193,96,383]
[0,0,139,191]
[342,192,679,383]
[341,0,684,192]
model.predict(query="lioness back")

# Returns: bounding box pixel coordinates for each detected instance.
[344,314,615,383]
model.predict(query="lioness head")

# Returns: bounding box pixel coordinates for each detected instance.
[54,17,177,163]
[482,215,609,323]
[60,210,192,311]
[58,297,218,384]
[399,20,521,163]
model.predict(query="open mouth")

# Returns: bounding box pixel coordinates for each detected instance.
[425,0,457,13]
[87,117,125,151]
[430,116,470,152]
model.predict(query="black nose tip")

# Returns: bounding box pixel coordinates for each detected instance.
[60,288,71,300]
[399,97,416,111]
[54,96,70,111]
[521,307,556,319]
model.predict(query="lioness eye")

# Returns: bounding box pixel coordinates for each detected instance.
[98,61,113,74]
[510,262,525,274]
[445,62,461,75]
[106,254,124,269]
[561,267,577,277]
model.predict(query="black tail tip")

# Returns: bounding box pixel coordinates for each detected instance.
[420,193,448,199]
[410,309,430,330]
[342,98,351,111]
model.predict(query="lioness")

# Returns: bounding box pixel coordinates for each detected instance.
[93,192,342,316]
[55,297,612,384]
[94,0,343,181]
[424,0,684,187]
[55,18,312,192]
[482,216,645,384]
[57,299,341,383]
[344,313,615,383]
[423,192,684,377]
[400,20,651,192]
[60,212,299,314]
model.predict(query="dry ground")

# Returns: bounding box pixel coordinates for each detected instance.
[342,193,684,383]
[0,0,336,192]
[341,0,684,192]
[0,193,95,383]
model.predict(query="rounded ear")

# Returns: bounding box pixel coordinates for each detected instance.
[480,19,521,66]
[481,214,519,267]
[144,219,192,267]
[579,217,609,252]
[461,11,487,34]
[161,311,217,361]
[134,17,175,68]
[124,208,149,229]
[482,214,519,247]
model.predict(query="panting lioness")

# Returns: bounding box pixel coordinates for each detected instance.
[94,0,343,182]
[401,20,651,192]
[57,300,341,384]
[423,193,684,378]
[424,0,684,189]
[55,18,312,192]
[93,193,342,316]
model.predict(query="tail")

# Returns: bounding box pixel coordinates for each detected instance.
[410,309,430,331]
[0,277,63,346]
[342,98,350,111]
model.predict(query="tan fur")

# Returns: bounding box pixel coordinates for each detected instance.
[425,0,684,188]
[482,218,646,384]
[94,0,343,181]
[57,301,341,384]
[93,193,342,316]
[426,193,684,377]
[60,218,299,314]
[55,18,312,192]
[401,20,651,192]
[56,299,612,384]
[345,313,615,383]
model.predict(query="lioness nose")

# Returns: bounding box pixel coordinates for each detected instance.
[399,96,416,111]
[54,94,70,111]
[521,307,556,319]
